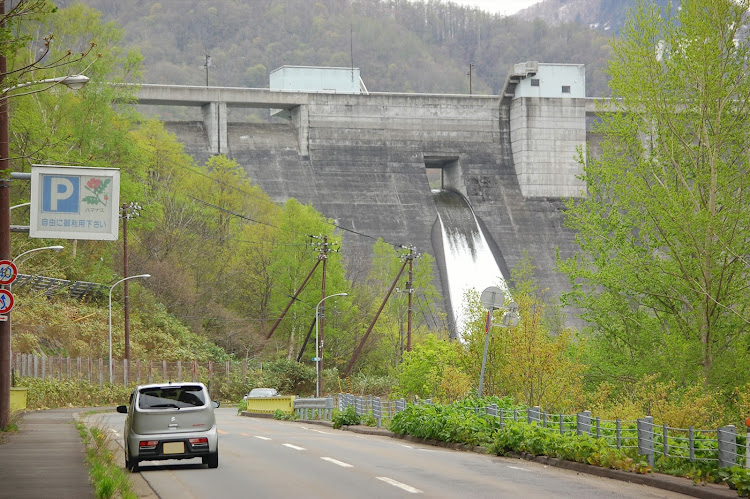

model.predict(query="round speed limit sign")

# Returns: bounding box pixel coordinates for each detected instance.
[0,260,18,286]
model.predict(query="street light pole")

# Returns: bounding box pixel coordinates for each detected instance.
[12,245,64,266]
[315,292,346,397]
[120,202,141,364]
[109,274,150,384]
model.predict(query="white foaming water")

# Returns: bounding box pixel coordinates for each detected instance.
[433,189,509,339]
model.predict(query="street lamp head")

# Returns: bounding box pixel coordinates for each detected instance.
[49,245,64,252]
[502,301,520,328]
[60,75,89,90]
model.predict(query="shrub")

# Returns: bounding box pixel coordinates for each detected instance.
[332,406,360,429]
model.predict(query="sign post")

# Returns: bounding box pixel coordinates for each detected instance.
[0,260,17,322]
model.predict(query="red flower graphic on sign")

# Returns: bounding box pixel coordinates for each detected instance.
[83,177,111,206]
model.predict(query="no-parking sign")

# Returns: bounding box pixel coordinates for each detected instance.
[0,289,14,314]
[30,165,120,241]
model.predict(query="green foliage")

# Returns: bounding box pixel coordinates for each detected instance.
[360,413,377,427]
[332,405,361,429]
[490,421,649,473]
[389,399,512,447]
[80,0,615,97]
[22,377,132,410]
[237,398,247,414]
[78,422,137,499]
[261,359,315,395]
[721,466,750,496]
[557,0,750,393]
[393,333,465,402]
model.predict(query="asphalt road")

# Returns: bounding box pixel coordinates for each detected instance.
[93,407,691,499]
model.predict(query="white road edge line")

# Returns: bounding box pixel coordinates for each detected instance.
[283,443,306,451]
[254,436,271,440]
[376,477,423,494]
[321,457,353,468]
[507,466,530,471]
[302,426,332,435]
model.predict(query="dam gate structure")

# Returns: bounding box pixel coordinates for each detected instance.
[134,62,596,333]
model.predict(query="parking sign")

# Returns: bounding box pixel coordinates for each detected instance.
[30,165,120,241]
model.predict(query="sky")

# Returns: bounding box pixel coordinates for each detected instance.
[453,0,543,16]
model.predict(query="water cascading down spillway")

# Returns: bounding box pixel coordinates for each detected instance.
[433,189,509,339]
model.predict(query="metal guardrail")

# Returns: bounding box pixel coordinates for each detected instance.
[303,394,748,469]
[13,273,109,300]
[294,397,335,420]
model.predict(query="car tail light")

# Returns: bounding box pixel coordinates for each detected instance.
[139,440,159,449]
[189,437,208,446]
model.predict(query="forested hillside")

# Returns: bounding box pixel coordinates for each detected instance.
[516,0,676,31]
[56,0,617,97]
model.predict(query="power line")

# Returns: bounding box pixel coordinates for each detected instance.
[130,141,427,253]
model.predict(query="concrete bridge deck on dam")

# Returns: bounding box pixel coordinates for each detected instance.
[132,71,595,330]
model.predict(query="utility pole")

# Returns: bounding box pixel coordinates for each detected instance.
[0,0,10,429]
[314,235,334,397]
[468,62,474,95]
[406,247,414,352]
[204,54,211,87]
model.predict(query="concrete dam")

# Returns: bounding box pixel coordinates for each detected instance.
[136,62,596,332]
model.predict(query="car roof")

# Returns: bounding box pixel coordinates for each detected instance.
[136,382,207,390]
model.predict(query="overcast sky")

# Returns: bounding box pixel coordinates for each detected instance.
[452,0,543,16]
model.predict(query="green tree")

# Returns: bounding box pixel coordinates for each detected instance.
[558,0,750,390]
[459,257,584,411]
[352,239,441,373]
[394,332,466,401]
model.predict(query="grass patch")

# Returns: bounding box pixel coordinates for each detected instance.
[0,411,23,442]
[76,420,137,499]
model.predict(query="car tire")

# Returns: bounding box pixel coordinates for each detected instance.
[203,452,219,469]
[125,455,139,472]
[125,447,139,472]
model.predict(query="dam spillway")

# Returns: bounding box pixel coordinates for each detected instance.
[433,189,509,337]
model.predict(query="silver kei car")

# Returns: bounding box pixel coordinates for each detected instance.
[116,382,220,471]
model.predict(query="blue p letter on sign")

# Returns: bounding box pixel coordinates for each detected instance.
[42,176,80,213]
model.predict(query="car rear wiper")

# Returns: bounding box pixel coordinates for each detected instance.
[149,403,179,409]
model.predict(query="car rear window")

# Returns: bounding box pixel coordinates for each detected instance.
[138,385,206,409]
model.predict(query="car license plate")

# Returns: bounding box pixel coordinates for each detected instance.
[163,442,184,454]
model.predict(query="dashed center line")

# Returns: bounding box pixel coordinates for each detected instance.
[217,429,229,435]
[283,443,306,451]
[377,477,423,494]
[254,435,271,440]
[321,457,353,467]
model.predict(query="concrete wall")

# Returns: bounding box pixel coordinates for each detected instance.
[161,90,586,329]
[510,97,588,198]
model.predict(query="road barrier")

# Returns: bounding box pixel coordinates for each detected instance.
[245,395,296,415]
